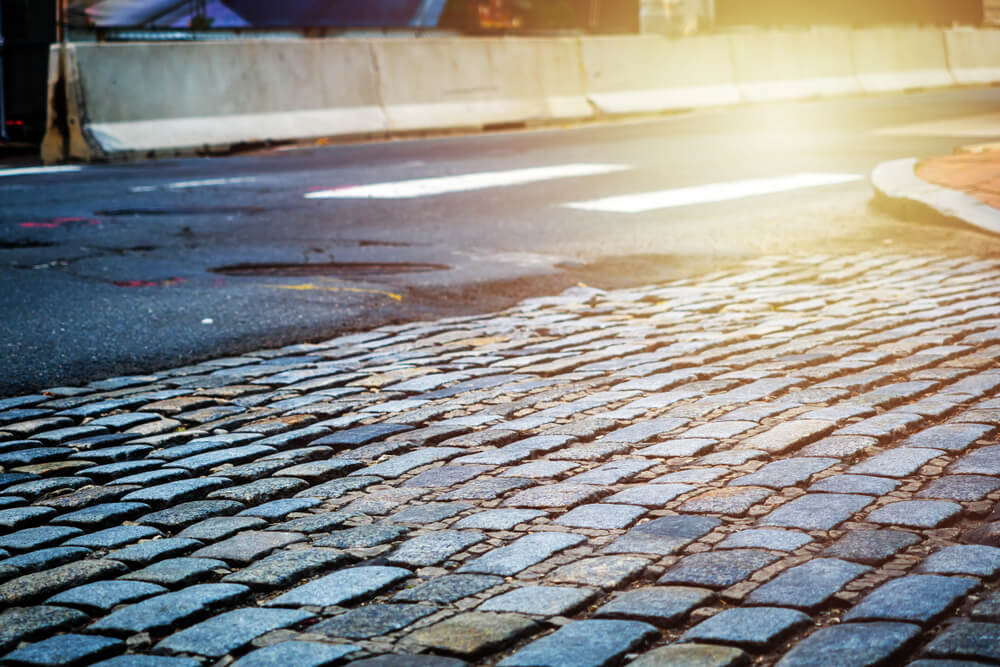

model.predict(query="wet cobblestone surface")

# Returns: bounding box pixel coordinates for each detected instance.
[5,253,1000,664]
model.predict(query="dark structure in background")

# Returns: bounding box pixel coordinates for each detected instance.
[0,0,55,143]
[439,0,637,33]
[715,0,983,28]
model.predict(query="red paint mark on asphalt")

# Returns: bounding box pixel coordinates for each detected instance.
[113,277,186,288]
[20,217,101,229]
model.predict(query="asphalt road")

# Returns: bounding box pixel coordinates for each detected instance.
[4,87,1000,396]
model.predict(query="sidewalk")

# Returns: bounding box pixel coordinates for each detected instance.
[3,252,1000,666]
[872,147,1000,236]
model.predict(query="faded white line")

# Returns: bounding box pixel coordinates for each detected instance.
[565,173,863,213]
[305,164,630,200]
[131,177,256,193]
[0,165,83,177]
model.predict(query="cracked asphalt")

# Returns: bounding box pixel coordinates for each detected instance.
[4,252,1000,665]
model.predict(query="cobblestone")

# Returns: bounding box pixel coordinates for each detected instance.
[10,255,1000,664]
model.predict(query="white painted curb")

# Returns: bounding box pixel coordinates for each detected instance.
[871,157,1000,235]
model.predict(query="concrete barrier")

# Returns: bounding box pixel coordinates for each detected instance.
[44,39,387,161]
[371,38,590,133]
[946,28,1000,85]
[852,27,954,93]
[729,28,859,102]
[579,35,740,114]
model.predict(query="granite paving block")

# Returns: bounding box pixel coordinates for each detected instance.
[554,503,646,529]
[238,497,321,520]
[458,532,585,576]
[164,445,276,473]
[388,502,472,524]
[696,450,766,466]
[547,442,631,462]
[848,447,944,478]
[604,484,696,508]
[680,607,811,650]
[63,525,162,549]
[628,644,749,667]
[730,458,837,489]
[918,545,1000,577]
[500,461,579,479]
[121,477,232,506]
[116,469,189,486]
[503,483,608,509]
[820,529,921,565]
[312,603,436,638]
[479,586,598,616]
[268,512,354,533]
[716,529,812,551]
[659,549,780,589]
[266,566,411,607]
[452,509,547,530]
[0,559,128,605]
[759,493,872,530]
[89,583,248,635]
[0,506,56,531]
[904,424,995,452]
[549,556,650,589]
[230,641,360,667]
[155,607,313,657]
[207,478,308,505]
[836,412,925,440]
[341,488,428,515]
[438,478,535,501]
[313,424,412,449]
[605,515,721,555]
[0,446,75,467]
[600,417,690,443]
[52,502,152,528]
[388,530,485,567]
[636,439,717,458]
[402,465,495,488]
[498,619,657,667]
[650,468,728,485]
[867,500,961,528]
[746,558,871,611]
[190,531,305,565]
[4,477,93,500]
[223,548,347,588]
[0,547,90,581]
[922,622,1000,662]
[736,420,834,454]
[973,591,1000,621]
[919,475,1000,500]
[46,580,167,613]
[176,516,267,542]
[105,537,203,567]
[678,487,772,516]
[297,476,379,499]
[807,474,899,496]
[313,524,408,549]
[410,612,538,658]
[0,526,84,553]
[0,606,89,653]
[776,622,921,667]
[949,445,1000,475]
[120,557,228,587]
[567,459,657,486]
[594,586,712,627]
[393,574,503,603]
[356,447,464,479]
[1,633,123,666]
[843,574,977,625]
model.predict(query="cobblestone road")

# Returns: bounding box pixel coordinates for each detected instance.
[4,252,1000,666]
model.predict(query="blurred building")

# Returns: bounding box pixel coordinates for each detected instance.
[713,0,983,28]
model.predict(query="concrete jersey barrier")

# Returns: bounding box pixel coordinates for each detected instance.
[579,35,740,114]
[44,39,387,161]
[729,28,860,102]
[852,27,954,93]
[945,28,1000,85]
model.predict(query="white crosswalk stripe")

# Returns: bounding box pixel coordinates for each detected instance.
[305,164,630,200]
[564,173,863,213]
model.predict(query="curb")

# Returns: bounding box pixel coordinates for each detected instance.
[871,157,1000,235]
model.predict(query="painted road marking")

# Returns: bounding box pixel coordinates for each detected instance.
[305,164,630,200]
[0,165,83,177]
[260,283,403,301]
[131,177,256,193]
[565,173,863,213]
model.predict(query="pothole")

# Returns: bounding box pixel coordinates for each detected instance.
[211,261,450,277]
